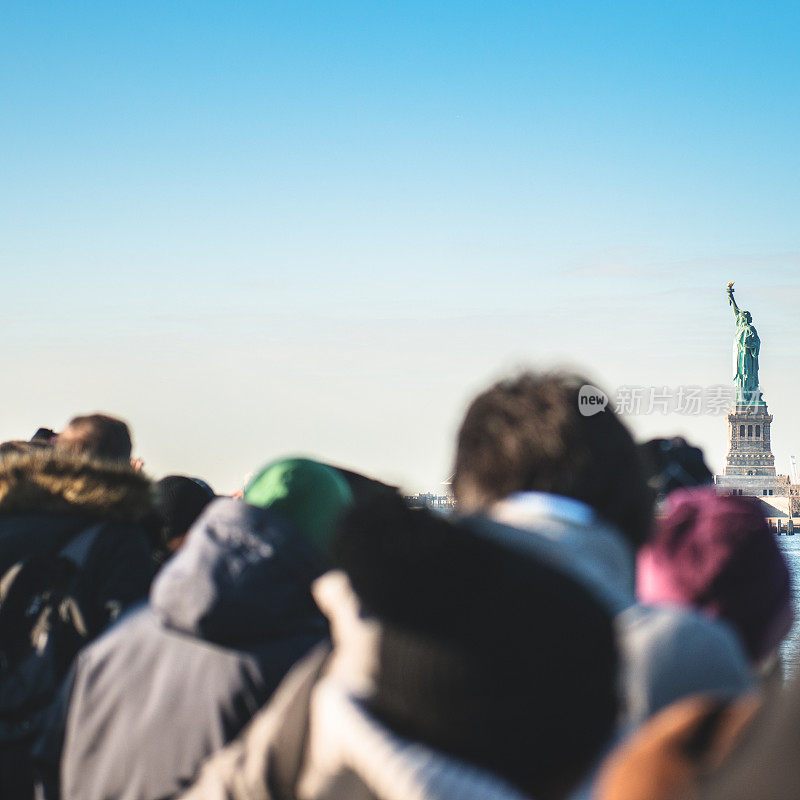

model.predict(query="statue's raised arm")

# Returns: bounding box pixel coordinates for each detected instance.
[727,282,741,317]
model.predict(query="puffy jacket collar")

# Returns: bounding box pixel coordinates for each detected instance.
[151,497,327,646]
[492,491,595,528]
[475,491,635,614]
[301,678,534,800]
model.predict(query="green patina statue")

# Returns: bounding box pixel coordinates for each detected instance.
[727,282,762,405]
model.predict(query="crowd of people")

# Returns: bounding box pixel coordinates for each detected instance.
[0,371,796,800]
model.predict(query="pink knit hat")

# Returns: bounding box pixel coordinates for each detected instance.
[637,487,793,663]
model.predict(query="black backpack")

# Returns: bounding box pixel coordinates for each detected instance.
[0,523,104,744]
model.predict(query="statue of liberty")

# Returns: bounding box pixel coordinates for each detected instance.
[727,282,762,405]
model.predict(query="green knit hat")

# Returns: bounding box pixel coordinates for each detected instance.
[244,458,354,555]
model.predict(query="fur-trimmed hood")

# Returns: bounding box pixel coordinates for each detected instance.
[0,449,153,522]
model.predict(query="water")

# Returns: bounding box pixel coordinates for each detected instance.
[778,535,800,675]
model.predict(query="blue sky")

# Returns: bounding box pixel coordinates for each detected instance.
[2,2,799,490]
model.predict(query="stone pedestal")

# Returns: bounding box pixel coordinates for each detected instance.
[723,402,775,477]
[715,398,791,506]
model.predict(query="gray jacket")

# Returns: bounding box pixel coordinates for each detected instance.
[34,498,328,800]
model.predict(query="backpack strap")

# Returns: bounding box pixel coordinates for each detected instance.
[268,644,331,800]
[58,522,104,567]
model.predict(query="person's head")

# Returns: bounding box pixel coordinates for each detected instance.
[244,457,353,555]
[742,311,752,323]
[453,370,653,549]
[330,492,619,800]
[56,413,133,463]
[637,487,793,665]
[639,437,713,499]
[154,475,216,553]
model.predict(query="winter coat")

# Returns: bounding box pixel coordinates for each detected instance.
[0,449,155,799]
[0,449,155,620]
[34,497,328,800]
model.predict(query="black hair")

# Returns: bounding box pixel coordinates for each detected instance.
[638,436,713,498]
[154,475,215,546]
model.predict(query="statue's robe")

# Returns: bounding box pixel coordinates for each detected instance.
[735,321,760,398]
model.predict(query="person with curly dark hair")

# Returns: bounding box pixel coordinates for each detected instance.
[453,371,751,729]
